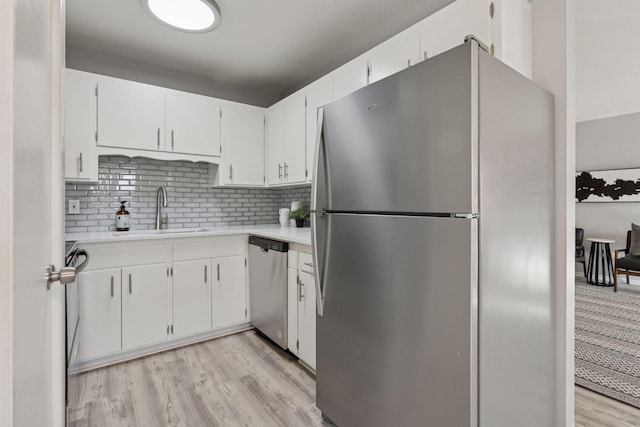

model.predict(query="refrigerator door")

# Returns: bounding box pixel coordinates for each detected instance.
[316,213,478,427]
[317,43,477,215]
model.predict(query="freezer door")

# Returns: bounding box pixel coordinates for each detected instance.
[318,42,477,215]
[316,214,478,427]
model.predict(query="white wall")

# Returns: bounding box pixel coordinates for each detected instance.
[576,112,640,279]
[531,1,575,425]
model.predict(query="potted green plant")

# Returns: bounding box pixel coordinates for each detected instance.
[289,207,309,228]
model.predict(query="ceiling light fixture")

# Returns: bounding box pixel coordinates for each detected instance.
[141,0,221,33]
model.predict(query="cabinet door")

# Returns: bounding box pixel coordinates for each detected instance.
[121,263,169,350]
[77,269,121,361]
[64,69,98,182]
[212,255,247,328]
[298,270,316,370]
[283,91,306,184]
[368,29,421,83]
[305,77,334,183]
[172,259,212,338]
[221,102,265,186]
[417,0,489,61]
[166,91,221,157]
[287,267,299,354]
[265,102,285,185]
[332,57,368,100]
[97,76,165,151]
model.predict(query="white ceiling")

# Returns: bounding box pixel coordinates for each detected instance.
[576,0,640,122]
[66,0,455,107]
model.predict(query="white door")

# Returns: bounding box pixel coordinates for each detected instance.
[265,102,285,185]
[64,69,98,182]
[212,255,247,328]
[305,77,334,182]
[332,57,369,99]
[368,30,421,83]
[284,91,307,184]
[172,259,212,337]
[121,264,169,349]
[297,270,316,370]
[221,102,265,186]
[77,270,122,360]
[97,75,166,151]
[166,90,221,157]
[3,0,65,425]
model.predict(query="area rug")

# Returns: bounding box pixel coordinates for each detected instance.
[575,284,640,408]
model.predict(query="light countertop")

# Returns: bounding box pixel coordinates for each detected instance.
[66,224,312,246]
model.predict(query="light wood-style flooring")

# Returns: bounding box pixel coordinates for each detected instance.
[70,330,640,426]
[69,331,333,426]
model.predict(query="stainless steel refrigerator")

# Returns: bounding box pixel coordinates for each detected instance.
[311,38,555,427]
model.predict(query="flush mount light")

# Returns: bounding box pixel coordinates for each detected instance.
[141,0,221,33]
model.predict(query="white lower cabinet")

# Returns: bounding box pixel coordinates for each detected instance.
[76,236,248,367]
[212,255,247,328]
[297,269,316,370]
[173,259,213,338]
[121,263,170,350]
[78,268,121,360]
[287,249,316,370]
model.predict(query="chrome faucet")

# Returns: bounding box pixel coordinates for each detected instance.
[156,186,168,230]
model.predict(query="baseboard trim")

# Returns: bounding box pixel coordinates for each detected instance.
[72,323,253,373]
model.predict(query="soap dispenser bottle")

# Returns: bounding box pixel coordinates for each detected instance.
[116,201,130,231]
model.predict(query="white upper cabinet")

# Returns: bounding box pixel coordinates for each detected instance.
[64,69,98,182]
[305,76,334,182]
[332,56,369,100]
[220,102,265,186]
[94,73,222,158]
[283,90,306,184]
[417,0,490,61]
[265,100,286,185]
[367,28,421,83]
[166,90,221,157]
[266,91,306,186]
[97,75,166,152]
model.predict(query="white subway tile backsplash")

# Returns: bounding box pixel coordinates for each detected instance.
[65,156,311,233]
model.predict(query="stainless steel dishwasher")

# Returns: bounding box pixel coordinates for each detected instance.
[248,236,289,349]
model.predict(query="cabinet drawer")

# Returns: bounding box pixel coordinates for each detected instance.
[80,242,171,270]
[173,236,245,261]
[299,252,314,274]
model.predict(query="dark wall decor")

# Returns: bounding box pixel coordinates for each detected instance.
[576,168,640,202]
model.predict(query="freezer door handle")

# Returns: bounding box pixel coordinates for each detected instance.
[311,107,328,316]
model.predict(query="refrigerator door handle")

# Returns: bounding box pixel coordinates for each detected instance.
[312,107,327,316]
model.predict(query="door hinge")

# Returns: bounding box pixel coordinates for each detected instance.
[244,258,247,267]
[95,132,98,142]
[489,2,495,18]
[263,175,266,183]
[304,96,307,107]
[245,308,247,318]
[219,109,222,118]
[305,168,308,178]
[366,62,372,84]
[296,340,299,350]
[95,85,98,97]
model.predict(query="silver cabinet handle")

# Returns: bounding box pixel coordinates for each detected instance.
[157,128,160,149]
[407,59,411,67]
[284,162,288,178]
[303,262,314,268]
[299,277,304,302]
[79,152,83,173]
[171,129,174,150]
[229,164,233,180]
[110,276,114,298]
[278,163,282,179]
[217,263,220,281]
[311,107,326,316]
[204,265,207,283]
[128,273,132,294]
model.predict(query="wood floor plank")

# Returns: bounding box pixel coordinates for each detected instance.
[575,385,640,427]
